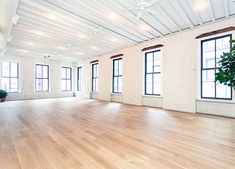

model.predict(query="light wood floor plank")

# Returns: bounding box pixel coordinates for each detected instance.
[0,98,235,169]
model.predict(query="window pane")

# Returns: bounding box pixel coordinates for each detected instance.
[146,74,153,94]
[202,70,215,98]
[119,60,123,76]
[118,76,122,93]
[43,79,48,91]
[114,61,119,76]
[216,37,230,67]
[202,40,215,69]
[11,63,18,77]
[67,68,71,79]
[67,80,71,90]
[2,62,10,77]
[61,68,66,79]
[1,78,9,91]
[216,83,231,99]
[36,65,42,78]
[146,54,153,73]
[153,51,161,73]
[10,78,18,92]
[61,80,66,90]
[95,79,99,91]
[43,66,48,78]
[96,65,99,77]
[153,74,161,95]
[36,79,43,92]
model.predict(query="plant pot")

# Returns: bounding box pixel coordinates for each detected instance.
[0,98,6,102]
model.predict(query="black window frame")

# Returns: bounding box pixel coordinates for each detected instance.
[112,58,123,94]
[35,64,49,92]
[77,67,82,91]
[61,67,72,91]
[1,62,19,93]
[201,34,232,100]
[91,63,99,92]
[144,49,161,96]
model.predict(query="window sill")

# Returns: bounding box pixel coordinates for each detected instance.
[197,98,235,104]
[142,95,162,98]
[111,93,123,96]
[91,92,99,94]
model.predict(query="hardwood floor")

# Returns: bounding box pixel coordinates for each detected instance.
[0,98,235,169]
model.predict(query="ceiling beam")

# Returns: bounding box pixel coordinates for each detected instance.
[223,0,229,18]
[169,0,194,29]
[42,0,140,43]
[208,0,215,21]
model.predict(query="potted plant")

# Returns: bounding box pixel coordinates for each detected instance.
[215,39,235,89]
[0,89,8,102]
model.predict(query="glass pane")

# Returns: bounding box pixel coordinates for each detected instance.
[119,59,123,76]
[153,74,161,95]
[10,78,18,92]
[61,68,66,79]
[43,79,48,91]
[2,62,9,77]
[113,77,118,93]
[67,68,71,79]
[114,60,119,76]
[118,76,122,93]
[92,79,96,91]
[216,83,231,99]
[67,80,71,90]
[11,63,18,77]
[36,79,43,92]
[61,80,66,90]
[153,51,161,72]
[203,40,215,69]
[43,66,48,78]
[36,65,42,78]
[96,65,99,77]
[146,53,153,73]
[1,78,9,91]
[216,36,230,67]
[202,70,215,98]
[96,79,99,91]
[146,74,153,94]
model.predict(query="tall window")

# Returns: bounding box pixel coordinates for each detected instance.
[1,62,19,92]
[61,67,72,91]
[92,63,99,92]
[145,50,161,95]
[112,58,122,93]
[35,64,49,92]
[77,67,82,91]
[201,35,232,100]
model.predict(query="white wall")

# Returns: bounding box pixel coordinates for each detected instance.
[0,55,76,101]
[78,17,235,117]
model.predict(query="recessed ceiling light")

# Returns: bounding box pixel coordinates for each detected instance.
[26,42,36,46]
[56,46,67,50]
[34,30,45,36]
[139,24,151,31]
[76,52,84,55]
[48,14,58,21]
[110,38,119,43]
[19,49,28,53]
[90,46,99,50]
[77,34,87,39]
[192,0,208,12]
[107,12,119,20]
[66,43,72,47]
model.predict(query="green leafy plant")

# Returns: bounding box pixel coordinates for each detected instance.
[215,39,235,89]
[0,89,8,98]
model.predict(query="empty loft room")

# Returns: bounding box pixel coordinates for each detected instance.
[0,0,235,169]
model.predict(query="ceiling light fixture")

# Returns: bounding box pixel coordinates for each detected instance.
[11,14,20,25]
[34,30,45,36]
[107,12,119,20]
[56,46,67,50]
[192,0,208,12]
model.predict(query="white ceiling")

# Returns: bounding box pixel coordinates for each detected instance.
[4,0,235,61]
